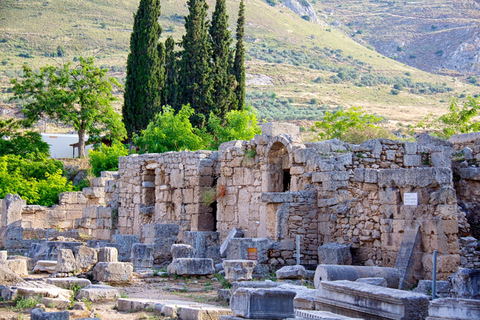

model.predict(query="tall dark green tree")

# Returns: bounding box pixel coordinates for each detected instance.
[179,0,212,127]
[123,0,165,140]
[209,0,235,120]
[163,36,178,107]
[233,0,246,110]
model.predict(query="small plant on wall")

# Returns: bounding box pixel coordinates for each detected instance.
[201,185,226,206]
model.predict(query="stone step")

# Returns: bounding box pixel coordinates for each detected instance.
[295,310,363,320]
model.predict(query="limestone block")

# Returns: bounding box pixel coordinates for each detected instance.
[220,229,244,258]
[178,305,233,320]
[33,260,57,274]
[92,262,133,283]
[2,258,28,277]
[16,282,73,300]
[0,251,7,262]
[262,122,299,138]
[276,265,306,280]
[0,264,23,286]
[73,246,97,272]
[55,249,76,273]
[40,297,71,310]
[31,308,69,320]
[427,298,480,320]
[98,247,118,262]
[131,243,154,269]
[223,260,256,282]
[404,154,421,167]
[171,244,196,259]
[167,258,215,276]
[318,243,352,265]
[76,284,121,302]
[46,277,91,291]
[230,287,296,319]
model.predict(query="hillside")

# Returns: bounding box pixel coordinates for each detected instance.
[0,0,478,130]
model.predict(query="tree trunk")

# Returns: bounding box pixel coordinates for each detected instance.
[78,128,86,158]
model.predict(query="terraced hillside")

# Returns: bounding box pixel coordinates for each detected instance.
[0,0,478,128]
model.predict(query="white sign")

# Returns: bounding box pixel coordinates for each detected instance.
[404,193,418,206]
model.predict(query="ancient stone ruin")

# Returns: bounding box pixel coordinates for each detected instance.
[1,122,480,319]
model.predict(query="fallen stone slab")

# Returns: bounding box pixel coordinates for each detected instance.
[314,264,400,289]
[230,279,283,292]
[315,280,429,320]
[33,260,57,274]
[426,298,480,320]
[76,284,120,302]
[230,287,296,319]
[17,284,73,301]
[223,260,256,282]
[276,265,306,280]
[41,297,71,310]
[167,258,215,276]
[92,262,133,283]
[0,264,23,286]
[31,308,69,320]
[295,310,362,320]
[46,277,91,290]
[355,277,387,287]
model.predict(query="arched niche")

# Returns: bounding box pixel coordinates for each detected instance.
[266,139,292,193]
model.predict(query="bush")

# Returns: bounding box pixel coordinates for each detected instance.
[88,140,129,177]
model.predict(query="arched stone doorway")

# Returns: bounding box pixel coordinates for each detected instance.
[267,141,291,192]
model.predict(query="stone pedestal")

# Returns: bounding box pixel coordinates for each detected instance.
[98,247,118,262]
[230,287,296,319]
[92,262,133,283]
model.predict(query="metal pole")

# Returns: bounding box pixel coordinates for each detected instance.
[115,230,118,244]
[432,250,437,300]
[46,228,49,242]
[296,235,300,265]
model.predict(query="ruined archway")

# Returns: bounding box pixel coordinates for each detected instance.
[266,140,292,192]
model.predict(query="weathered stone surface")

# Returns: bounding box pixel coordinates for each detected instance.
[226,238,271,275]
[76,284,120,302]
[167,258,215,276]
[108,234,139,262]
[98,247,118,262]
[33,260,57,274]
[185,231,221,261]
[31,308,69,320]
[16,281,73,300]
[0,251,7,262]
[220,228,244,258]
[426,298,480,320]
[143,224,178,263]
[230,287,296,319]
[449,268,480,299]
[2,258,28,277]
[394,226,422,290]
[55,249,76,273]
[29,241,83,263]
[73,246,97,272]
[171,244,196,259]
[315,280,429,320]
[217,289,231,302]
[0,264,23,285]
[355,277,387,287]
[92,262,133,283]
[318,243,352,265]
[46,277,91,290]
[41,297,71,310]
[314,265,400,289]
[131,243,154,269]
[262,122,300,138]
[276,265,306,280]
[223,260,256,282]
[413,280,451,298]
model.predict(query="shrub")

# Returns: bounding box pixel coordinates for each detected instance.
[88,140,129,177]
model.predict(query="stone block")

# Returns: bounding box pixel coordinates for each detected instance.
[0,251,7,262]
[226,238,271,274]
[412,280,451,298]
[355,277,387,287]
[315,281,429,320]
[223,260,256,282]
[33,260,57,274]
[171,244,196,259]
[449,268,480,299]
[314,265,400,289]
[276,265,306,280]
[230,287,296,319]
[73,246,97,273]
[148,224,179,263]
[426,298,480,320]
[220,228,244,258]
[109,235,139,262]
[46,277,91,290]
[76,284,120,302]
[318,243,352,265]
[262,122,299,138]
[98,247,118,262]
[55,249,76,273]
[167,258,215,276]
[31,308,69,320]
[178,305,233,320]
[92,262,133,283]
[2,258,28,277]
[184,231,220,261]
[0,264,22,286]
[131,243,154,269]
[40,297,71,310]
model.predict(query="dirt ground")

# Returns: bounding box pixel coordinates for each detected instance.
[0,272,230,320]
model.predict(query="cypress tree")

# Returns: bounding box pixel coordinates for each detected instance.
[123,0,165,140]
[233,0,246,110]
[209,0,235,120]
[179,0,212,127]
[163,36,178,107]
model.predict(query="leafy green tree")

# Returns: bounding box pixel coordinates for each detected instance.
[208,106,261,149]
[233,0,246,110]
[163,36,179,107]
[134,105,207,153]
[416,97,480,139]
[123,0,164,140]
[179,0,213,127]
[209,0,235,120]
[314,106,384,141]
[10,57,126,157]
[89,141,129,177]
[0,119,50,157]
